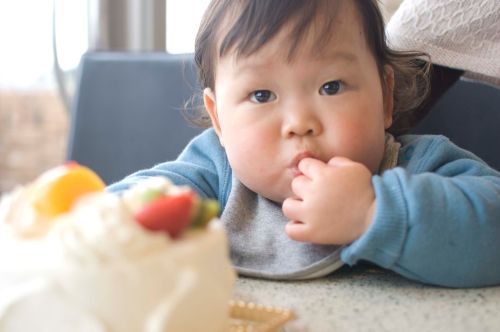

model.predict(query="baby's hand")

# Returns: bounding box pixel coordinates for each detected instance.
[282,157,376,245]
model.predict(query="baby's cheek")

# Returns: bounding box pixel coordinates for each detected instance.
[229,152,287,201]
[225,148,257,182]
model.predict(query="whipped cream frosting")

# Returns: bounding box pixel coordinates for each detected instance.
[0,185,52,238]
[0,179,235,332]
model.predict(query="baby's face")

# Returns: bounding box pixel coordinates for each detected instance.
[204,2,393,203]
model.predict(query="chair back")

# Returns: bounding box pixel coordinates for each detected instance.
[412,80,500,171]
[67,52,203,184]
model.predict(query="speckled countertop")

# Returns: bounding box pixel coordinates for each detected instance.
[234,264,500,332]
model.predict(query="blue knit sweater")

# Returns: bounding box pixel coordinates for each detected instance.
[108,129,500,287]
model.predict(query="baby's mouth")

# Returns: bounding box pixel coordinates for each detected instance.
[290,151,313,177]
[290,166,303,177]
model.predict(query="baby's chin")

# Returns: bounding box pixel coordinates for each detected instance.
[242,184,288,205]
[235,171,293,204]
[256,188,291,205]
[268,196,286,205]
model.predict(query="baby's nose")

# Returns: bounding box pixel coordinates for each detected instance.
[281,107,322,138]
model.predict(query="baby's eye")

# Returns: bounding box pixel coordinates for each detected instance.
[319,80,344,96]
[249,90,276,103]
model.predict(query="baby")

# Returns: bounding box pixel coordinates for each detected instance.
[108,0,500,287]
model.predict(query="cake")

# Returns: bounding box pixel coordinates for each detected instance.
[0,163,236,332]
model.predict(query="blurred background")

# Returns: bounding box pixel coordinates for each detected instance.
[0,0,401,192]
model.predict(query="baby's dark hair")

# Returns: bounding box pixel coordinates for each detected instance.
[189,0,430,133]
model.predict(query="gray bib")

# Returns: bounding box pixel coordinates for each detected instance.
[221,178,344,280]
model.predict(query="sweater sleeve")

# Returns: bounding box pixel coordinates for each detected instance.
[341,135,500,287]
[106,129,232,207]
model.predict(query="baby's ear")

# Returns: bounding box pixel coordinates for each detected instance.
[203,88,224,146]
[383,65,395,129]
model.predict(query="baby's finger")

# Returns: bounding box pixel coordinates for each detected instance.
[282,197,303,221]
[298,157,326,178]
[328,156,355,167]
[285,220,311,242]
[290,174,311,197]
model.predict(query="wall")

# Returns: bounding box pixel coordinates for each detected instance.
[0,92,68,193]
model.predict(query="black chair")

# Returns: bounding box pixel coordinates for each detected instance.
[67,52,203,184]
[411,80,500,171]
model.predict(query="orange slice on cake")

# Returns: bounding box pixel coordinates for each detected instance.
[31,162,106,218]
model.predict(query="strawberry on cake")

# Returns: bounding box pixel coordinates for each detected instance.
[0,163,235,332]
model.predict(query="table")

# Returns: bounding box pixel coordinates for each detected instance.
[234,264,500,332]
